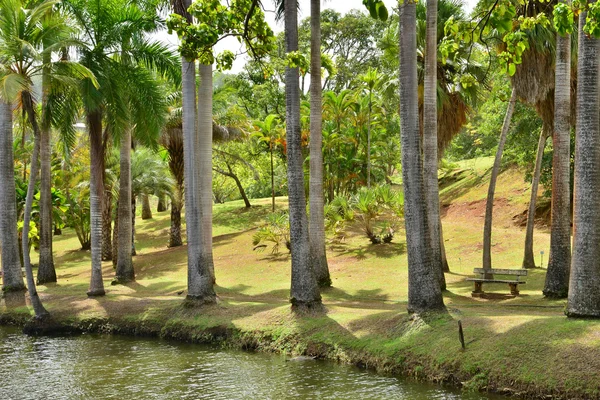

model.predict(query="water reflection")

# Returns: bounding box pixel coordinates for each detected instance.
[0,327,503,400]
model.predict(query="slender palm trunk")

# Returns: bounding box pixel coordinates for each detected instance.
[0,100,25,292]
[482,88,517,275]
[87,111,106,297]
[544,15,572,298]
[567,9,600,317]
[101,190,113,261]
[112,201,118,268]
[522,127,549,268]
[423,0,445,291]
[367,93,372,188]
[131,195,137,256]
[141,194,152,219]
[183,60,215,303]
[286,0,322,308]
[114,129,135,284]
[21,93,49,318]
[399,2,445,314]
[37,55,56,284]
[309,0,331,288]
[198,63,216,287]
[270,146,275,212]
[166,127,184,247]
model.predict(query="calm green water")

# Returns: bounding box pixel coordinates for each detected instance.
[0,326,504,400]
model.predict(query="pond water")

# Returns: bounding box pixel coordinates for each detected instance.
[0,326,505,400]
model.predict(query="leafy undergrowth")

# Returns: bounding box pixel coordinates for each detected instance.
[2,161,598,399]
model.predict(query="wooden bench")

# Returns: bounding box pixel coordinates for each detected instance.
[466,268,527,297]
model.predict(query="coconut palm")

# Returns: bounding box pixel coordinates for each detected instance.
[285,0,321,309]
[543,0,572,298]
[566,9,600,318]
[399,1,445,313]
[308,0,330,288]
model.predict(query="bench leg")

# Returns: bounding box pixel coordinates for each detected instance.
[472,281,484,297]
[509,283,519,296]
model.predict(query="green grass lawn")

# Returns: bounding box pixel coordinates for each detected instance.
[2,159,599,399]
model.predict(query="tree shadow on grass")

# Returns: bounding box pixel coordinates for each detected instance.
[331,242,406,260]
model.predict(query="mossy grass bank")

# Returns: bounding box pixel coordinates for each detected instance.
[2,161,599,400]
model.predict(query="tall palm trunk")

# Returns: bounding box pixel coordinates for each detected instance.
[198,63,216,286]
[37,54,56,284]
[482,88,517,275]
[183,60,215,303]
[544,13,572,298]
[567,9,600,317]
[399,2,445,314]
[131,195,137,256]
[166,126,184,247]
[101,190,113,261]
[423,0,445,291]
[522,127,549,268]
[21,93,49,318]
[0,100,25,292]
[309,0,331,288]
[270,145,275,212]
[87,111,106,297]
[286,0,321,308]
[114,129,135,284]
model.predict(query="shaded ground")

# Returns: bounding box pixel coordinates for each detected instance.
[2,161,598,399]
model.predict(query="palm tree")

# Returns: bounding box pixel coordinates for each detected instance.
[309,0,330,288]
[0,100,25,293]
[253,114,284,212]
[197,63,216,286]
[285,0,321,309]
[0,0,93,315]
[422,0,445,291]
[64,0,178,292]
[566,9,600,318]
[169,0,210,300]
[399,1,445,313]
[544,0,572,298]
[482,88,517,275]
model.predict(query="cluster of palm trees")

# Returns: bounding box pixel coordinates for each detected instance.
[0,0,180,316]
[2,0,600,320]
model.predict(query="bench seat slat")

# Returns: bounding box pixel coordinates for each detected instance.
[467,278,526,284]
[473,268,528,276]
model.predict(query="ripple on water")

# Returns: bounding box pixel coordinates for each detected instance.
[0,327,501,400]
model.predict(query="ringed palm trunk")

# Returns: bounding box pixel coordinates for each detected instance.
[166,127,184,247]
[101,190,113,261]
[37,55,57,284]
[21,93,49,318]
[0,100,25,292]
[566,9,600,317]
[286,0,322,308]
[87,111,106,297]
[309,0,331,288]
[399,2,445,314]
[482,88,517,275]
[423,0,445,291]
[182,59,215,303]
[198,63,216,288]
[544,14,572,298]
[522,127,549,268]
[114,129,135,284]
